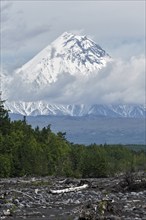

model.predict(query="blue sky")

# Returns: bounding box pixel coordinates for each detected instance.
[1,0,145,71]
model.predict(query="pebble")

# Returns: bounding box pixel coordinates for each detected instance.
[0,173,146,219]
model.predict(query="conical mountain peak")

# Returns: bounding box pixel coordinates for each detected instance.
[16,32,111,87]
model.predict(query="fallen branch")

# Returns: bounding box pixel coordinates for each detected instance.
[10,189,35,201]
[50,184,88,194]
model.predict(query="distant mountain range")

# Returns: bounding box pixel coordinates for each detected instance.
[5,101,146,118]
[9,113,145,145]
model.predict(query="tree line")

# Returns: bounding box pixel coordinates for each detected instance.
[0,98,146,178]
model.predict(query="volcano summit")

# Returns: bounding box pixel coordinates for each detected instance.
[15,32,111,88]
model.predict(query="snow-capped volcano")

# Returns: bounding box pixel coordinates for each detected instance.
[16,32,111,87]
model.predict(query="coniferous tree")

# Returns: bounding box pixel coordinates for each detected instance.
[0,92,11,135]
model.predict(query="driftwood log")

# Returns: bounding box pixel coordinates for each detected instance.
[50,184,88,194]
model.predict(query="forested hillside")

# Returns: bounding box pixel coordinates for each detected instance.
[0,98,146,178]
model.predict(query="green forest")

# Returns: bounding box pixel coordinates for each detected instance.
[0,98,146,178]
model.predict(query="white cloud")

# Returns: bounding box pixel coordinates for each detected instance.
[2,55,145,105]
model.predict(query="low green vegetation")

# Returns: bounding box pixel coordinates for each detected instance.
[0,98,146,178]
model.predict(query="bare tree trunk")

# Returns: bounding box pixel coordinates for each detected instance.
[50,184,88,194]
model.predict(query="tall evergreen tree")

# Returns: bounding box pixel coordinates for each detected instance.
[0,92,11,135]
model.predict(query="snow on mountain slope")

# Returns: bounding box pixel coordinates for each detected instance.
[15,32,111,87]
[5,101,146,118]
[0,70,13,99]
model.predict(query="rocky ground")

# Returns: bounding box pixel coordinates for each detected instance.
[0,172,146,220]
